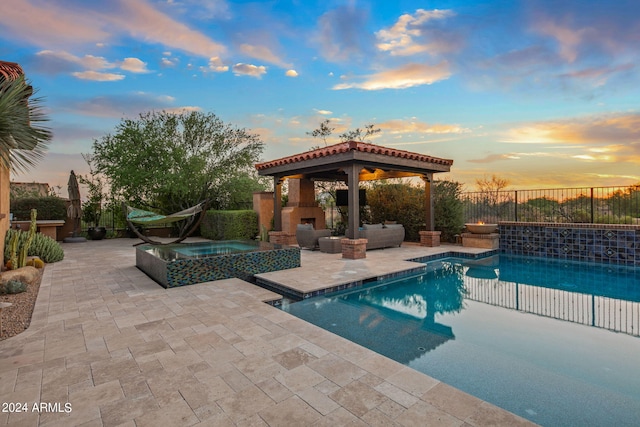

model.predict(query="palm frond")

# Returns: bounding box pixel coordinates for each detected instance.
[0,76,52,173]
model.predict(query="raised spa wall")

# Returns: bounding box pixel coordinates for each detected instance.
[499,222,640,266]
[136,244,300,288]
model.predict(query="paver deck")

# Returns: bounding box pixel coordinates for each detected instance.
[256,243,491,298]
[0,238,534,426]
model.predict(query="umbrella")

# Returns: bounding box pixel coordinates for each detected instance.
[67,170,82,237]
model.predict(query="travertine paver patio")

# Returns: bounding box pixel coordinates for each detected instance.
[257,242,490,297]
[0,238,534,426]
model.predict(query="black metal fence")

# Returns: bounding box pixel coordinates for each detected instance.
[463,185,640,224]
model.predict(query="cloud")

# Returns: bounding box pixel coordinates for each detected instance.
[376,8,457,57]
[33,50,151,79]
[0,0,226,59]
[558,63,635,88]
[379,119,469,135]
[316,5,375,62]
[71,71,125,81]
[467,152,556,164]
[0,0,110,48]
[333,62,451,90]
[119,57,150,73]
[533,19,586,63]
[285,69,298,77]
[62,92,198,118]
[232,63,266,78]
[206,56,228,72]
[110,0,227,58]
[314,109,332,115]
[32,50,114,74]
[502,113,640,145]
[165,0,231,20]
[161,56,178,67]
[240,43,290,68]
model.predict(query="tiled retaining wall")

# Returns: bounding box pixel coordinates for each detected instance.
[499,222,640,266]
[138,246,300,288]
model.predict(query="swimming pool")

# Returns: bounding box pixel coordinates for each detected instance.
[136,240,300,288]
[281,255,640,426]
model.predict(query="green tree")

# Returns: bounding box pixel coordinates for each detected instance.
[339,124,381,143]
[523,197,559,221]
[90,110,265,216]
[307,120,381,225]
[433,180,464,242]
[0,76,51,173]
[366,181,425,241]
[306,119,334,146]
[473,174,512,222]
[367,179,464,242]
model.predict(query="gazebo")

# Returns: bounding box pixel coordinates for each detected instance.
[255,141,453,257]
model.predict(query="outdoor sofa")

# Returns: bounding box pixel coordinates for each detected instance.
[349,223,405,250]
[296,223,331,250]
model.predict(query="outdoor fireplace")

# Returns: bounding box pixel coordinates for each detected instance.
[281,178,326,243]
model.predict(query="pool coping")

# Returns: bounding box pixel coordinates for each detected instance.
[255,248,499,301]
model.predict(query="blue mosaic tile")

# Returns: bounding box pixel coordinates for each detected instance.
[500,224,640,266]
[152,246,300,288]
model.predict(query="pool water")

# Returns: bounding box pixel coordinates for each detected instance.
[281,255,640,426]
[172,241,258,257]
[141,240,263,261]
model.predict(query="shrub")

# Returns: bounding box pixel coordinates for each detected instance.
[4,229,64,263]
[0,280,27,294]
[366,182,428,241]
[366,179,464,242]
[10,196,66,220]
[433,180,465,242]
[200,210,258,240]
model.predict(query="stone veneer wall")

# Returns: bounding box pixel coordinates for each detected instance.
[499,222,640,266]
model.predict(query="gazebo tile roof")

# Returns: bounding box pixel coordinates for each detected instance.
[255,141,453,170]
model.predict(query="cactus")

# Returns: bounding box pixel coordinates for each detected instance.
[26,257,45,269]
[0,280,27,294]
[7,231,19,270]
[17,209,37,268]
[4,228,64,265]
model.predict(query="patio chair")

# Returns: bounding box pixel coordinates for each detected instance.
[296,223,331,250]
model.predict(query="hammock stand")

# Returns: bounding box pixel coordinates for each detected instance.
[122,200,209,245]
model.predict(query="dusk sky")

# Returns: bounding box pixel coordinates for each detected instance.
[1,0,639,193]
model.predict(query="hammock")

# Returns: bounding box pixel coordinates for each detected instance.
[122,201,209,245]
[126,203,205,226]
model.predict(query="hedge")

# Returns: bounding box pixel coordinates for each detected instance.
[200,210,258,240]
[10,197,67,221]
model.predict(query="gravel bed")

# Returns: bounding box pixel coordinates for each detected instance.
[0,268,43,341]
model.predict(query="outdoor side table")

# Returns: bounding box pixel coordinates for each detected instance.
[319,236,344,253]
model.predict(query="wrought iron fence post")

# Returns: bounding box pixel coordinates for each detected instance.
[514,190,518,222]
[590,188,594,224]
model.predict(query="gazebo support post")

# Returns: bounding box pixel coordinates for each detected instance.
[273,177,283,231]
[341,164,368,259]
[346,164,362,239]
[422,174,434,231]
[420,173,441,247]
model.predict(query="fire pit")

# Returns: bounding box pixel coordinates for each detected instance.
[462,223,499,249]
[465,223,498,234]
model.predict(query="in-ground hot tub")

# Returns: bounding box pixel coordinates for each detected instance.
[136,240,300,288]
